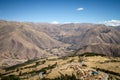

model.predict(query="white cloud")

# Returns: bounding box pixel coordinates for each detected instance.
[104,20,120,26]
[51,21,59,24]
[76,7,84,11]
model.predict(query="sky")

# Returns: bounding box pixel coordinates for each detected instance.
[0,0,120,23]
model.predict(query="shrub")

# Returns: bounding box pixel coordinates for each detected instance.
[67,59,74,63]
[79,52,106,57]
[93,67,120,76]
[4,59,38,71]
[1,75,20,80]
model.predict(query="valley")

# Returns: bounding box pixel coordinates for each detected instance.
[0,20,120,80]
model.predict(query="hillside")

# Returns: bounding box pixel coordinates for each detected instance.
[0,20,120,67]
[34,23,120,56]
[0,55,120,80]
[0,20,66,67]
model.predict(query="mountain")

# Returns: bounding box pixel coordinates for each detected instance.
[0,20,120,66]
[34,23,120,56]
[0,20,65,66]
[74,26,120,56]
[114,26,120,31]
[36,23,95,44]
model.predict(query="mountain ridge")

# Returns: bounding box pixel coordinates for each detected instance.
[0,20,120,66]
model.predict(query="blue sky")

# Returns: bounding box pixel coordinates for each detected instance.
[0,0,120,23]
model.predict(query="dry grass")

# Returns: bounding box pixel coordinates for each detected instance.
[85,56,120,74]
[0,56,120,80]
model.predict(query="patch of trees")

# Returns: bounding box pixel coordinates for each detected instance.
[104,60,120,63]
[58,56,68,60]
[4,59,39,71]
[59,52,106,60]
[1,75,20,80]
[22,60,46,69]
[2,60,46,77]
[19,62,57,77]
[93,67,120,76]
[67,59,74,63]
[0,70,15,76]
[100,59,120,64]
[47,58,58,61]
[39,62,57,72]
[79,52,106,57]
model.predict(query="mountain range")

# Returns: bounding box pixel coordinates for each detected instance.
[0,20,120,66]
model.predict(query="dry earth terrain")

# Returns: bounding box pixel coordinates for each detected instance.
[0,55,120,80]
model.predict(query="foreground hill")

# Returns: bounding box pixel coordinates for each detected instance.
[0,55,120,80]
